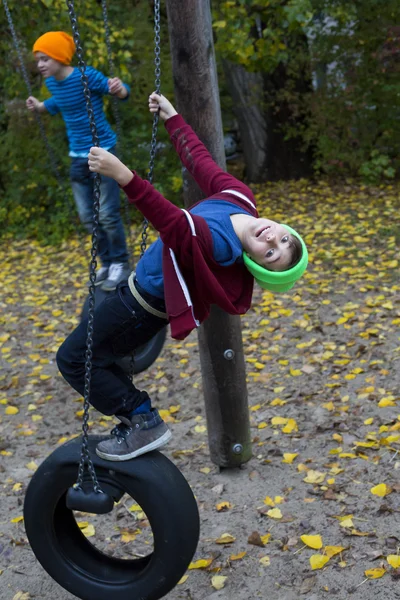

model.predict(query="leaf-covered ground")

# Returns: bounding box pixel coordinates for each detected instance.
[1,180,400,600]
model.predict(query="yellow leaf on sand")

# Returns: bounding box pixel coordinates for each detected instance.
[12,483,22,492]
[230,551,247,561]
[301,534,323,550]
[178,575,189,585]
[12,593,31,600]
[216,501,232,511]
[370,483,391,497]
[200,467,211,474]
[303,470,326,484]
[5,406,19,415]
[378,397,396,408]
[282,418,298,434]
[259,556,271,566]
[194,425,207,433]
[310,554,330,570]
[189,558,213,570]
[26,461,38,471]
[339,518,354,529]
[282,453,298,464]
[80,524,95,537]
[365,568,386,579]
[261,533,271,545]
[11,516,24,523]
[215,533,236,544]
[271,416,288,426]
[263,496,275,506]
[387,555,400,569]
[267,508,282,519]
[121,532,136,543]
[325,545,346,558]
[211,575,227,590]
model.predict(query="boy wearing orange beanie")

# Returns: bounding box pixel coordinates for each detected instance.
[26,31,131,291]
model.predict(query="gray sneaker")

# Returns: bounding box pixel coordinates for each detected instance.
[101,262,131,291]
[94,265,109,286]
[96,409,172,461]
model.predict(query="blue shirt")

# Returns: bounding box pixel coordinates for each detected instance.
[43,67,130,156]
[136,200,252,298]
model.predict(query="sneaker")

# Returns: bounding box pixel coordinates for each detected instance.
[96,409,172,461]
[94,265,109,286]
[101,262,131,291]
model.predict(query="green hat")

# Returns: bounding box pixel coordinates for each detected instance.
[243,224,308,292]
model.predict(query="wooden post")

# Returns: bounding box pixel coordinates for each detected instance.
[165,0,252,467]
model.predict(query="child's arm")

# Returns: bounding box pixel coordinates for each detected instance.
[149,93,254,203]
[26,96,48,113]
[87,67,130,100]
[108,77,129,99]
[87,147,208,257]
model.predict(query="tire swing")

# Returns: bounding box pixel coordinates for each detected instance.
[23,3,200,599]
[80,0,166,375]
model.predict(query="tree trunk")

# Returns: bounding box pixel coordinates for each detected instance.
[222,60,268,183]
[165,0,252,467]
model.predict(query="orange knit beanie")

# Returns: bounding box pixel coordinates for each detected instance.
[33,32,76,65]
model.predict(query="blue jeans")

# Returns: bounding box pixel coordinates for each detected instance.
[70,147,129,266]
[56,280,168,416]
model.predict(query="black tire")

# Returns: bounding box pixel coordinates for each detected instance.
[24,436,200,600]
[81,287,167,374]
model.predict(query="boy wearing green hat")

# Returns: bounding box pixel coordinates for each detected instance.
[56,92,308,462]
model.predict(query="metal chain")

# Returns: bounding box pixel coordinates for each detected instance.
[66,0,103,494]
[100,0,134,268]
[128,0,162,380]
[140,0,161,258]
[2,0,71,201]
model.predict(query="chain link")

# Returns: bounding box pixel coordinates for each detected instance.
[3,0,72,207]
[140,0,161,258]
[66,0,104,494]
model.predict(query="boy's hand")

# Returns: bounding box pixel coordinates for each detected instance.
[88,147,133,186]
[149,92,178,121]
[108,77,128,98]
[26,96,42,111]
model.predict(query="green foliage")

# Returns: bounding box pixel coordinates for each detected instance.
[0,0,181,243]
[212,0,400,182]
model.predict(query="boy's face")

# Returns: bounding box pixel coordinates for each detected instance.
[34,52,63,78]
[243,218,293,272]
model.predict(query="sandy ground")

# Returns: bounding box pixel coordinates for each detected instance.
[2,182,400,600]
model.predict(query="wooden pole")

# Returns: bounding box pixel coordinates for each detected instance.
[165,0,252,467]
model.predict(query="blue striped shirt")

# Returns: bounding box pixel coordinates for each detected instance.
[43,66,130,156]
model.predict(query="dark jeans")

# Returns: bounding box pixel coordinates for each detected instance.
[56,281,168,416]
[70,146,129,266]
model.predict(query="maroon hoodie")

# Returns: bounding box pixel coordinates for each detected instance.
[122,114,259,340]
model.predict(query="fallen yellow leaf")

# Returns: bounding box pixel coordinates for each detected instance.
[215,533,236,544]
[387,555,400,569]
[310,554,330,570]
[370,483,391,497]
[301,534,323,550]
[282,453,298,464]
[267,508,282,519]
[365,567,386,579]
[324,545,346,558]
[211,575,227,590]
[189,558,213,570]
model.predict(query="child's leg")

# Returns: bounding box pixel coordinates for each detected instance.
[70,157,110,268]
[56,283,166,416]
[56,281,171,460]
